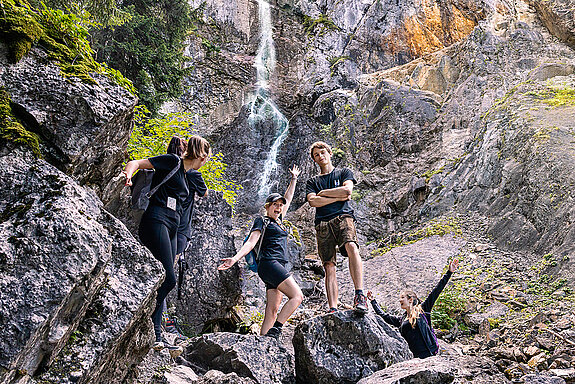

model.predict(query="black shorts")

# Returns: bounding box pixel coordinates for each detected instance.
[257,259,291,290]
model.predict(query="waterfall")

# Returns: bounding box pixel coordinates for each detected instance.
[249,0,289,198]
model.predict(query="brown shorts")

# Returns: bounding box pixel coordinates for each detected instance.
[315,214,358,264]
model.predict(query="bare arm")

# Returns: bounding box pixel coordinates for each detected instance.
[307,193,350,207]
[282,165,300,215]
[217,230,261,270]
[317,180,353,198]
[122,159,154,186]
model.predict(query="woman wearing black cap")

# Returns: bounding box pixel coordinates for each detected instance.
[218,165,303,340]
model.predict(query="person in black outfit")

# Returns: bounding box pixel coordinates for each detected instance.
[123,135,211,351]
[161,136,209,343]
[367,259,459,358]
[218,165,304,340]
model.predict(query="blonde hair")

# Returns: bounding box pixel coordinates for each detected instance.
[185,135,210,160]
[309,141,332,160]
[403,290,424,328]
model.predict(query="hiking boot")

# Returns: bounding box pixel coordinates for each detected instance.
[264,326,282,340]
[354,293,368,313]
[165,315,187,344]
[152,337,184,358]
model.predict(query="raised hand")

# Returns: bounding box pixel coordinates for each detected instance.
[449,258,459,273]
[289,165,301,179]
[367,290,375,301]
[122,171,133,186]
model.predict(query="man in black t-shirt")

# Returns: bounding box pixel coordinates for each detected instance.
[306,141,367,313]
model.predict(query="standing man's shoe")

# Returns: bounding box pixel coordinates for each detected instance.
[354,292,368,313]
[264,326,282,340]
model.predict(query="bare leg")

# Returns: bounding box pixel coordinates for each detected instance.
[324,261,338,309]
[275,276,304,324]
[345,242,363,290]
[260,289,282,335]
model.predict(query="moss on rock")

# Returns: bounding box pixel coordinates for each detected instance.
[0,88,42,157]
[0,0,136,94]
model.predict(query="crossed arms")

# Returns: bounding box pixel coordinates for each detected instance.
[307,180,354,207]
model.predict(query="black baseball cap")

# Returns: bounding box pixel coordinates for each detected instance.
[266,193,287,204]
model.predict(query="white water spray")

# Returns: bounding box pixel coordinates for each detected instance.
[249,0,289,198]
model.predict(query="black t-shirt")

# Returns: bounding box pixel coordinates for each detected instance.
[178,169,208,240]
[147,154,188,217]
[250,216,288,262]
[305,168,356,224]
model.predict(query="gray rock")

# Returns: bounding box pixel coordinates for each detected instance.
[169,192,242,334]
[293,311,412,384]
[185,332,294,384]
[527,0,575,49]
[197,370,257,384]
[520,374,566,384]
[358,354,510,384]
[0,149,162,383]
[0,43,137,205]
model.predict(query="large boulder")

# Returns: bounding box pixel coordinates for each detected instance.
[0,42,137,205]
[0,148,162,383]
[169,192,242,334]
[357,354,510,384]
[185,332,295,384]
[292,311,412,384]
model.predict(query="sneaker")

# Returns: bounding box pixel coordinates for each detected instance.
[353,293,368,313]
[264,326,282,340]
[327,307,338,314]
[152,337,184,358]
[165,315,187,344]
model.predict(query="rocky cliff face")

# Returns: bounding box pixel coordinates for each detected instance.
[0,45,159,383]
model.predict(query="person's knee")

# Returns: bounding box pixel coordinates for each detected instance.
[293,291,304,306]
[324,262,336,274]
[267,301,281,314]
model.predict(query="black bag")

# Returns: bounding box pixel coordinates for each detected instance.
[130,155,181,211]
[244,216,271,272]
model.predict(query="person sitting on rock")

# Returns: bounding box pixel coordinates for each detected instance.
[305,141,367,313]
[123,135,211,352]
[217,165,304,340]
[367,259,459,359]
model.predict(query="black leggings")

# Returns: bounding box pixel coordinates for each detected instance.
[139,207,179,339]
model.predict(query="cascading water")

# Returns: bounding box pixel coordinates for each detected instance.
[248,0,289,198]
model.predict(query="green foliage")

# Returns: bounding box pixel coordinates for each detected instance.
[527,84,575,107]
[92,0,193,114]
[431,285,466,330]
[303,13,340,36]
[200,152,242,208]
[419,167,444,183]
[33,0,131,26]
[127,105,242,208]
[372,217,462,257]
[0,0,135,93]
[0,88,42,156]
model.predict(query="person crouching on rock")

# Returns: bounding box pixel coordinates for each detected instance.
[218,165,304,340]
[123,135,211,351]
[367,259,459,359]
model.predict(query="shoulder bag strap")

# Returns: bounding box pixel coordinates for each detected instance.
[146,155,181,198]
[254,217,271,261]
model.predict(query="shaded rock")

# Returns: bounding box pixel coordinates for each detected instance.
[170,192,242,334]
[0,149,161,383]
[293,311,411,384]
[185,333,294,384]
[0,43,137,205]
[527,0,575,49]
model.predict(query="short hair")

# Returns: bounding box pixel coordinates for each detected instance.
[309,141,332,159]
[185,135,211,160]
[166,136,187,156]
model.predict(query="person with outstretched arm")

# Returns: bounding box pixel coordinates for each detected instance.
[367,259,459,358]
[218,165,304,340]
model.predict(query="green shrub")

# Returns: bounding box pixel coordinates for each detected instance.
[127,105,242,208]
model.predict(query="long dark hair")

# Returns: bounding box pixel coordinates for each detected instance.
[167,136,187,156]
